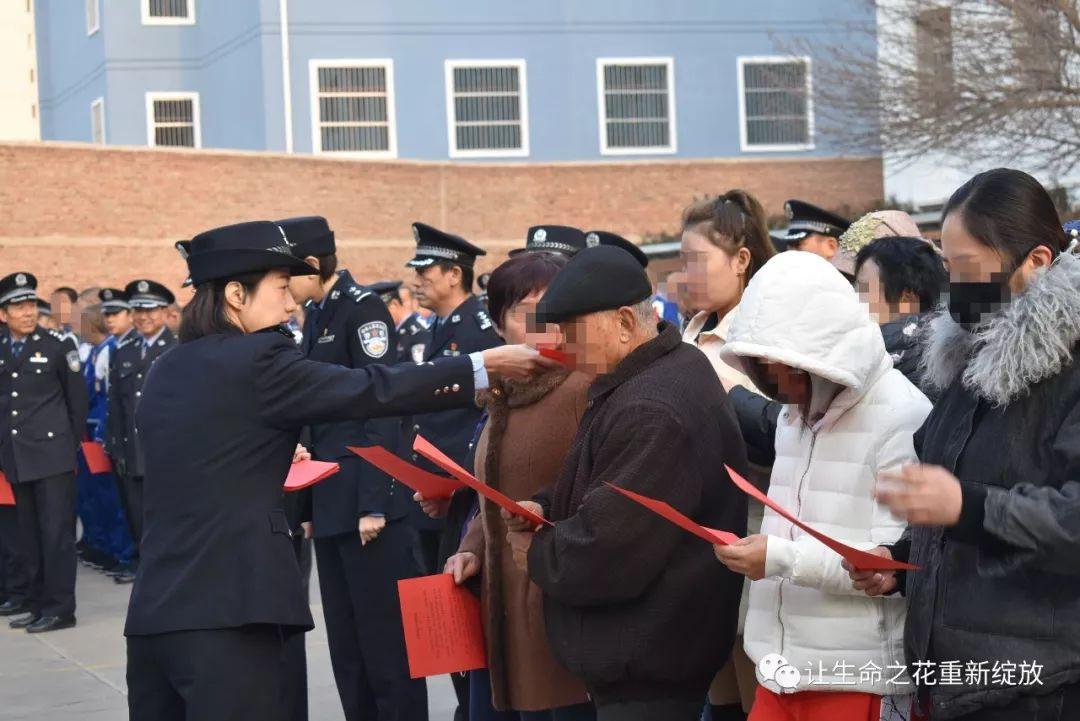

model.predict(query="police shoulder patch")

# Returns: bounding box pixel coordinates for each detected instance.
[66,350,81,372]
[358,321,389,358]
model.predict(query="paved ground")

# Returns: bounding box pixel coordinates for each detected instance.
[0,562,457,721]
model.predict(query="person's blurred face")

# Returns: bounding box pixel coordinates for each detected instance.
[287,257,322,304]
[50,292,75,328]
[680,228,750,314]
[103,309,133,338]
[938,211,1054,295]
[38,313,58,330]
[751,360,811,406]
[227,269,297,333]
[399,286,418,314]
[0,300,40,336]
[792,233,838,261]
[133,307,167,337]
[558,306,644,378]
[499,289,561,348]
[413,265,458,314]
[854,258,921,324]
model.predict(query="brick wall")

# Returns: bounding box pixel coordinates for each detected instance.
[0,142,883,295]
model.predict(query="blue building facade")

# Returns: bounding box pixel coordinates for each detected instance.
[36,0,876,162]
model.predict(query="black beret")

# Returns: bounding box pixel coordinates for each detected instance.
[407,222,486,269]
[98,287,131,313]
[277,216,336,258]
[534,245,653,324]
[187,221,318,287]
[783,200,851,242]
[585,230,649,267]
[0,272,38,307]
[510,225,588,257]
[125,279,176,308]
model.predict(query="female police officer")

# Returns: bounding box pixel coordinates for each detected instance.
[123,220,552,721]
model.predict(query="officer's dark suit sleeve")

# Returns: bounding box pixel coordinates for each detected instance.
[727,385,780,467]
[58,338,89,444]
[254,334,477,429]
[106,348,123,466]
[346,299,401,518]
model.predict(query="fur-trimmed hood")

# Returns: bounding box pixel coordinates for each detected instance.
[920,250,1080,407]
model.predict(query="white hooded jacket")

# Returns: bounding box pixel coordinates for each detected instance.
[719,251,931,698]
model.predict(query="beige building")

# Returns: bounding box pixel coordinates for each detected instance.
[0,0,41,141]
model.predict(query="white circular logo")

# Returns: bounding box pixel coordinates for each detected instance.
[137,281,150,293]
[103,290,113,300]
[586,233,600,248]
[533,228,548,242]
[14,274,26,286]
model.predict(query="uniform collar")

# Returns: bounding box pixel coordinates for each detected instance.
[142,327,166,346]
[317,270,352,310]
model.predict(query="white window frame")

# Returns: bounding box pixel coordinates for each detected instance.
[736,55,815,153]
[86,0,100,36]
[308,59,398,159]
[90,97,105,144]
[595,57,677,156]
[141,0,196,26]
[444,59,529,159]
[144,91,201,148]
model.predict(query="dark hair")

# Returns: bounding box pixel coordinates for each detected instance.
[486,252,568,330]
[681,189,778,282]
[316,253,338,282]
[53,287,78,303]
[943,168,1067,271]
[435,261,474,292]
[854,237,948,310]
[179,271,265,343]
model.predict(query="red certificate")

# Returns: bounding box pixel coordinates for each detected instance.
[724,465,918,572]
[283,460,340,492]
[81,441,113,475]
[348,445,462,499]
[0,473,13,506]
[398,574,487,679]
[605,483,740,546]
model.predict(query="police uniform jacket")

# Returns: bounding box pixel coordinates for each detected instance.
[410,295,501,471]
[124,327,477,636]
[0,326,88,484]
[107,327,176,477]
[396,313,432,364]
[300,270,412,535]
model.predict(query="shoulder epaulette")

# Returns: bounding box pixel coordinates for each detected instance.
[475,309,494,331]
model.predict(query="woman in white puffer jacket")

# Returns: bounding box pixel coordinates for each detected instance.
[713,250,931,721]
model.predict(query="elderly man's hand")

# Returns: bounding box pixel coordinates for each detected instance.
[413,491,451,519]
[506,530,534,572]
[482,345,560,381]
[876,465,963,526]
[501,502,544,532]
[843,547,898,597]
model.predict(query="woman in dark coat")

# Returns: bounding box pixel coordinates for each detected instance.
[853,169,1080,720]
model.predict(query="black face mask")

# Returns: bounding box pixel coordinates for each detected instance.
[948,281,1011,331]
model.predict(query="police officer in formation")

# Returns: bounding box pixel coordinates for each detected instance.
[121,219,552,721]
[369,280,432,365]
[0,272,88,633]
[281,216,429,721]
[106,279,177,584]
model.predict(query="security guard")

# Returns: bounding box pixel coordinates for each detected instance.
[123,220,552,721]
[107,279,176,584]
[369,280,432,364]
[0,272,88,633]
[281,216,427,721]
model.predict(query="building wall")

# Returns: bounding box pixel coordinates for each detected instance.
[0,142,883,295]
[0,0,41,141]
[35,0,877,161]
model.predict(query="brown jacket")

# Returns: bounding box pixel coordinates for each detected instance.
[458,370,591,712]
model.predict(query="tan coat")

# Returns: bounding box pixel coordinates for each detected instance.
[458,370,591,712]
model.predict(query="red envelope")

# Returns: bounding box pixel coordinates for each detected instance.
[284,460,340,492]
[398,574,487,678]
[80,441,113,475]
[537,347,573,367]
[0,473,13,506]
[348,446,462,500]
[724,465,918,572]
[604,483,740,546]
[412,435,552,527]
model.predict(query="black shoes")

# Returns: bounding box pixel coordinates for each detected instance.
[25,615,77,634]
[9,613,40,629]
[0,600,30,617]
[113,570,136,584]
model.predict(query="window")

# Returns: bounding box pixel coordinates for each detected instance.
[309,60,397,157]
[737,57,814,151]
[445,60,528,158]
[596,58,676,155]
[90,98,105,144]
[915,8,954,95]
[145,92,200,148]
[142,0,195,25]
[86,0,99,35]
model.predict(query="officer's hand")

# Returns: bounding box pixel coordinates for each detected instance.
[843,547,898,597]
[502,502,544,532]
[292,444,311,463]
[481,345,560,381]
[300,522,313,540]
[506,531,534,572]
[359,516,386,545]
[413,491,451,519]
[443,552,481,585]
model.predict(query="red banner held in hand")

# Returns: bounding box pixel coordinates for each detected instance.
[412,434,551,527]
[399,574,487,678]
[724,465,918,572]
[604,483,740,546]
[348,446,462,500]
[284,460,340,492]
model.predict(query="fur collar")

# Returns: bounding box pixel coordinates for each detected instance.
[920,251,1080,407]
[478,369,571,410]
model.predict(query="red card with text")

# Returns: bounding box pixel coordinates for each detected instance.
[605,483,739,546]
[412,435,551,527]
[284,460,340,492]
[0,473,13,506]
[398,574,487,678]
[724,465,918,572]
[80,442,113,475]
[348,446,462,500]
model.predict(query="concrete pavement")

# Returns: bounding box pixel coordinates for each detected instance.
[0,562,457,720]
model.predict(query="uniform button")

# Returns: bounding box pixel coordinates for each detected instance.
[413,425,420,432]
[47,432,54,438]
[10,410,16,416]
[137,374,142,379]
[452,383,460,392]
[136,391,141,397]
[443,386,450,393]
[586,400,594,409]
[434,389,441,396]
[11,372,16,379]
[10,392,16,398]
[11,429,16,435]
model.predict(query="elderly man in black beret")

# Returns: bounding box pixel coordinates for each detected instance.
[504,245,749,721]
